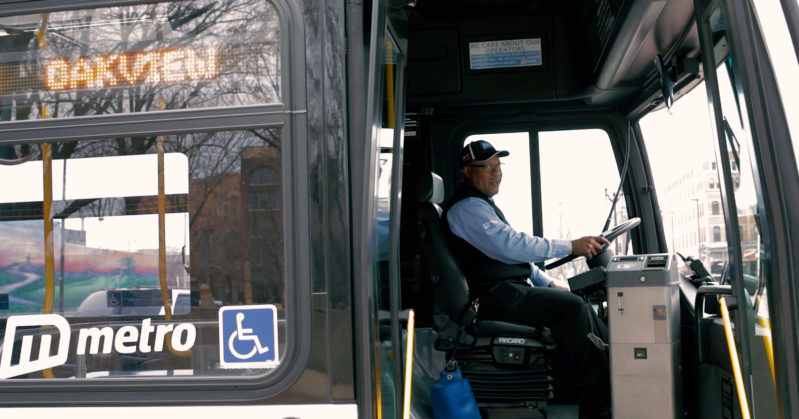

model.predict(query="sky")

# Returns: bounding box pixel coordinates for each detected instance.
[753,0,799,173]
[0,154,190,252]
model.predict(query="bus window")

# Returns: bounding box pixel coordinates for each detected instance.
[695,3,780,415]
[751,0,799,176]
[640,82,729,277]
[0,128,286,380]
[0,0,281,121]
[539,129,630,281]
[715,65,762,297]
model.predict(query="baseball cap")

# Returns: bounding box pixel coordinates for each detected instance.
[461,140,510,165]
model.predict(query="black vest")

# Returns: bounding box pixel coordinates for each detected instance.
[442,183,532,299]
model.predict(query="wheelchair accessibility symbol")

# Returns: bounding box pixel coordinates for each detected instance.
[218,305,279,368]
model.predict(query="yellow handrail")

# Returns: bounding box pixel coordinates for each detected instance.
[719,297,751,419]
[157,136,171,321]
[41,107,55,379]
[156,135,191,357]
[385,39,395,129]
[36,13,49,49]
[402,310,415,419]
[757,316,775,386]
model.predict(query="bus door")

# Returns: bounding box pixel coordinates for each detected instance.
[693,0,799,416]
[358,2,408,417]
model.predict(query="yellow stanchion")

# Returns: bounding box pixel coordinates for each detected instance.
[402,310,415,419]
[36,14,49,49]
[157,136,171,321]
[41,106,55,379]
[719,297,751,419]
[156,134,191,357]
[385,39,395,129]
[757,316,775,386]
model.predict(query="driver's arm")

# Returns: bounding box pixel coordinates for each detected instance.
[447,198,572,263]
[530,263,553,286]
[530,264,568,290]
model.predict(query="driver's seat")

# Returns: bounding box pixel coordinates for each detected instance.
[413,171,556,404]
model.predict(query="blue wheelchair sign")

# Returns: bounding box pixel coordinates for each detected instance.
[218,305,279,368]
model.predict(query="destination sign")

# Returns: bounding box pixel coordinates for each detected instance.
[0,47,218,94]
[44,47,218,91]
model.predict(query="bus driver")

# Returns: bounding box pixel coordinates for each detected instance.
[442,140,611,419]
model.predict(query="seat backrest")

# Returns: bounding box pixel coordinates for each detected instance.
[413,172,471,324]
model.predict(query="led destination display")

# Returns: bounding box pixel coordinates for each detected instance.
[0,47,218,94]
[44,47,218,91]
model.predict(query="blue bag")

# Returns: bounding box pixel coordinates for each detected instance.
[430,366,481,419]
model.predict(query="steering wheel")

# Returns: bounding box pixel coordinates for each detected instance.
[544,217,641,270]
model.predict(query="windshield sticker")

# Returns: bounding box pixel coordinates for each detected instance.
[469,38,542,70]
[0,314,196,379]
[219,305,279,369]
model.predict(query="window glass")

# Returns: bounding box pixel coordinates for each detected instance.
[373,34,402,419]
[0,128,285,380]
[539,129,630,281]
[640,81,729,279]
[751,0,799,175]
[702,6,777,414]
[715,62,763,298]
[0,0,280,121]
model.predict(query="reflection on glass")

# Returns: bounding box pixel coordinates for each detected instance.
[0,128,285,379]
[0,0,280,121]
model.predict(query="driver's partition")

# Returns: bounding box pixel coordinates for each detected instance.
[412,170,560,407]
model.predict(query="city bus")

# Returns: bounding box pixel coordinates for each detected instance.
[0,0,797,418]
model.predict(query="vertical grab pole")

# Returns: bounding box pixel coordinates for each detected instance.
[42,140,55,313]
[41,109,55,378]
[402,310,415,419]
[157,136,171,321]
[157,133,189,357]
[385,39,395,129]
[59,158,66,314]
[757,317,776,386]
[719,297,751,419]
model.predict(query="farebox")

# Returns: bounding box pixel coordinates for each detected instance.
[606,254,682,419]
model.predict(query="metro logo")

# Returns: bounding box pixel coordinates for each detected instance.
[77,318,196,355]
[0,314,196,379]
[0,314,70,379]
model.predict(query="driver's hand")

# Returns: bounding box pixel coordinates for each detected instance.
[548,280,570,291]
[570,236,610,259]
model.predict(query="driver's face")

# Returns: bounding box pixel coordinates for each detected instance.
[463,156,502,197]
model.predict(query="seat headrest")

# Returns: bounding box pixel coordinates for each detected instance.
[414,172,445,205]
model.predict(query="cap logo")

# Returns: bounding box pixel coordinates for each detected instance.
[461,140,508,165]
